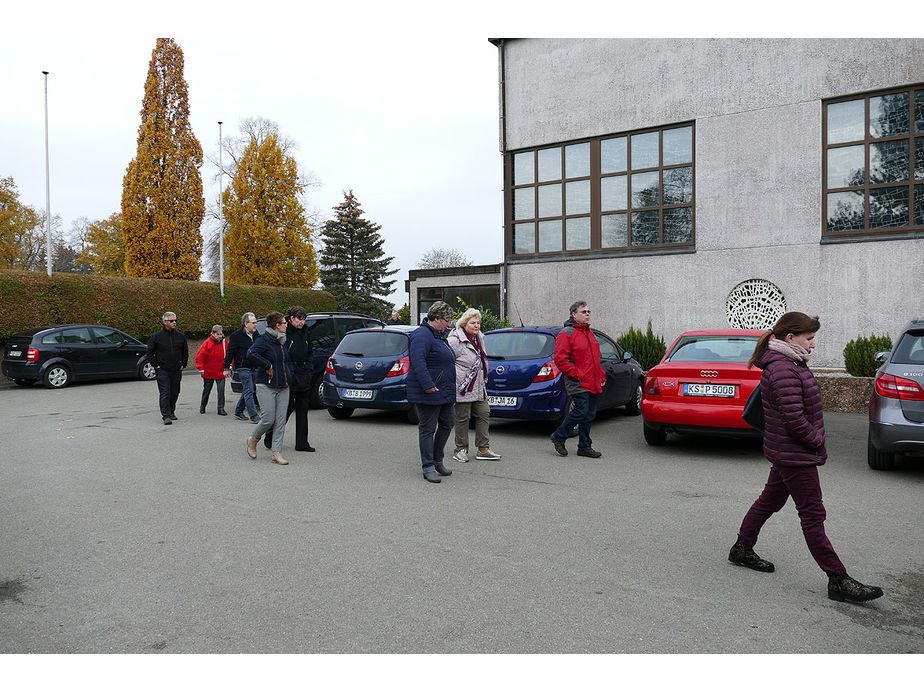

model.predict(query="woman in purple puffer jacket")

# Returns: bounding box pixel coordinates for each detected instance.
[728,312,883,603]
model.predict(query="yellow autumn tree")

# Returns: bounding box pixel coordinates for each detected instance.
[121,38,204,280]
[223,130,317,288]
[0,176,40,268]
[76,213,125,275]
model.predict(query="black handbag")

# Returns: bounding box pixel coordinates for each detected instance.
[742,384,765,431]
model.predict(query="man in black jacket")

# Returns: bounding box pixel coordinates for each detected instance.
[264,306,315,452]
[224,312,260,422]
[146,311,189,425]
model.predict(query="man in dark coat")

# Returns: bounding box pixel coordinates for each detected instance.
[146,311,188,425]
[224,312,260,422]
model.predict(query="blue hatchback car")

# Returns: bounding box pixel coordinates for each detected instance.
[483,326,644,427]
[322,325,419,423]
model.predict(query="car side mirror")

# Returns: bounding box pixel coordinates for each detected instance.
[622,351,634,363]
[873,351,889,364]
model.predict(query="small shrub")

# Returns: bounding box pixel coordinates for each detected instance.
[451,297,511,332]
[616,320,666,371]
[843,334,892,377]
[397,303,410,325]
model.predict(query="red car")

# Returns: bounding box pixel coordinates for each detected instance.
[641,329,765,445]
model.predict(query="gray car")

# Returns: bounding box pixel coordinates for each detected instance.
[868,318,924,470]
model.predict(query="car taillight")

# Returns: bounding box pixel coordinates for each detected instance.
[875,373,924,401]
[645,375,660,396]
[533,360,560,382]
[325,358,335,375]
[26,348,39,362]
[386,356,410,377]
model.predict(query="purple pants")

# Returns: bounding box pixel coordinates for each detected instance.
[738,465,846,576]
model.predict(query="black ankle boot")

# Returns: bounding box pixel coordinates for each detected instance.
[827,573,883,602]
[728,538,775,573]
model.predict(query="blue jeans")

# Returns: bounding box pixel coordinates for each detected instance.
[552,392,599,450]
[234,369,259,419]
[416,403,455,472]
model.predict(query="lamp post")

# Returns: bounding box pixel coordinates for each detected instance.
[42,71,52,277]
[218,121,225,297]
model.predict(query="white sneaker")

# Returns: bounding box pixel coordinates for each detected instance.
[452,449,469,463]
[475,448,502,460]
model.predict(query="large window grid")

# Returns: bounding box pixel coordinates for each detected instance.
[823,85,924,237]
[508,123,695,258]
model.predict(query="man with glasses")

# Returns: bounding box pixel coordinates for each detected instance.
[146,311,189,425]
[224,312,260,422]
[550,301,605,458]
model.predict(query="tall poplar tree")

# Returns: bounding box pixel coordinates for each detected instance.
[222,128,317,288]
[319,191,396,318]
[121,38,204,280]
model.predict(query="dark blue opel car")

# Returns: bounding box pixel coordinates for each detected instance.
[322,325,419,423]
[483,326,644,427]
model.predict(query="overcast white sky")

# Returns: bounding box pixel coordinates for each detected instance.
[0,2,911,313]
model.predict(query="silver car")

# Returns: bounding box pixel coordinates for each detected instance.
[868,319,924,470]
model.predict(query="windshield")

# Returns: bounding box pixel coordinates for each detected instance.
[891,331,924,365]
[667,336,759,364]
[484,331,555,360]
[336,331,408,358]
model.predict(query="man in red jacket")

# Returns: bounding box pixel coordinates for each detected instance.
[550,300,605,458]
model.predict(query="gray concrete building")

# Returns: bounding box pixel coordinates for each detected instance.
[491,38,924,367]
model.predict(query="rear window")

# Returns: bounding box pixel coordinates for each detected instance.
[43,327,93,345]
[336,331,408,357]
[484,332,555,360]
[667,336,758,364]
[891,331,924,365]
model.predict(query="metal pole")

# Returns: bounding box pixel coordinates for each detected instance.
[218,121,224,297]
[43,71,52,276]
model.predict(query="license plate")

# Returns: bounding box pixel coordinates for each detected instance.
[342,388,373,400]
[8,350,21,357]
[683,383,736,397]
[488,396,518,407]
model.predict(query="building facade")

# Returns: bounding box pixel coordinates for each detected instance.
[492,38,924,367]
[406,264,503,325]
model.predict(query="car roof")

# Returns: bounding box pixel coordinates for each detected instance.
[346,325,417,334]
[485,326,571,335]
[673,329,766,337]
[10,324,123,337]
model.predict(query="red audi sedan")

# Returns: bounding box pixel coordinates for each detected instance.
[641,329,765,445]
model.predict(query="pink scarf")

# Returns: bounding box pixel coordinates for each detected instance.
[768,337,811,363]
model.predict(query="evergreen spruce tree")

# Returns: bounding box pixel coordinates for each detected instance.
[121,38,204,280]
[319,191,396,318]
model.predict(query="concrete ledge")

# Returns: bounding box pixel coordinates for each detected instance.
[817,375,873,414]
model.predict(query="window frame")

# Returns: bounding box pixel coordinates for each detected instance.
[822,83,924,241]
[505,122,696,260]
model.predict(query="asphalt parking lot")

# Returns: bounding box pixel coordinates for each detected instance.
[1,378,922,654]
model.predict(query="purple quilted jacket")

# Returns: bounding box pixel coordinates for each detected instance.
[755,348,827,467]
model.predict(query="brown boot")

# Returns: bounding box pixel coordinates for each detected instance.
[271,451,289,465]
[246,436,258,459]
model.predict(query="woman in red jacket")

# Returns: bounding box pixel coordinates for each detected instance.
[195,324,229,416]
[729,312,883,603]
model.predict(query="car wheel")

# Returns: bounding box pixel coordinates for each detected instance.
[406,405,420,424]
[625,381,643,415]
[139,360,157,381]
[310,375,324,409]
[13,378,36,387]
[643,422,667,446]
[867,432,896,470]
[327,406,354,420]
[43,364,70,389]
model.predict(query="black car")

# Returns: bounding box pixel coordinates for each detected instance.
[230,312,385,407]
[2,324,156,389]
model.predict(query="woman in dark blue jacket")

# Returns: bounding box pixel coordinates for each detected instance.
[408,301,457,483]
[245,312,294,465]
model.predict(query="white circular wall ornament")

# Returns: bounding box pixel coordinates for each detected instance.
[726,279,786,329]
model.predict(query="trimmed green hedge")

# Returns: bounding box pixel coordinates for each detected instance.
[0,269,336,342]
